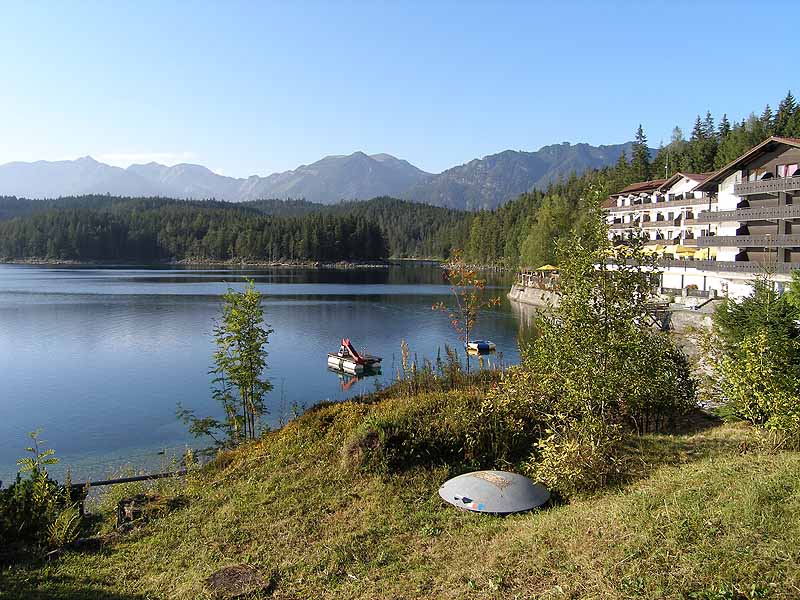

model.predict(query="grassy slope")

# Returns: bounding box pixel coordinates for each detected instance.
[2,391,800,600]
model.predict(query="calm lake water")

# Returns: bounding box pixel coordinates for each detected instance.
[0,263,534,484]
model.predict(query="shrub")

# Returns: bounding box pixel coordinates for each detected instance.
[710,276,800,439]
[482,188,696,496]
[47,504,81,548]
[530,415,623,497]
[713,276,800,359]
[719,329,800,432]
[0,431,77,550]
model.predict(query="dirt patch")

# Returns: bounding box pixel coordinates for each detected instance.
[205,564,274,598]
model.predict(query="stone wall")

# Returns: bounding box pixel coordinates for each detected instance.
[507,284,559,307]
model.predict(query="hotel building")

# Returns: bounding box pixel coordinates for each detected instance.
[604,136,800,300]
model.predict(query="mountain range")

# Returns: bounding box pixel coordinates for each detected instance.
[0,141,645,211]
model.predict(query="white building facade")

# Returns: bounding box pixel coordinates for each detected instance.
[604,136,800,300]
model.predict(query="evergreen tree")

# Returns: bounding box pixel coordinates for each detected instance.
[761,104,775,135]
[688,114,716,172]
[775,91,798,136]
[718,114,731,139]
[703,111,716,139]
[630,125,651,182]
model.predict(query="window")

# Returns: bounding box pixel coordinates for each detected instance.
[748,167,767,182]
[777,164,799,178]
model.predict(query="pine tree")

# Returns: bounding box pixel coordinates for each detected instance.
[690,116,705,142]
[630,125,651,182]
[718,114,731,139]
[761,104,775,135]
[688,115,715,173]
[775,91,798,136]
[703,111,715,138]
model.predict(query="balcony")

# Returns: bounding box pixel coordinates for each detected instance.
[734,177,800,196]
[698,204,800,223]
[606,196,716,214]
[656,259,800,275]
[697,234,800,247]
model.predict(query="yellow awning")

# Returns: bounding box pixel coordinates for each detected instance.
[536,264,559,272]
[693,247,718,259]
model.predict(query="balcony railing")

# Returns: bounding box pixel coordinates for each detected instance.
[734,177,800,196]
[607,197,716,214]
[656,259,800,274]
[697,234,800,247]
[698,204,800,223]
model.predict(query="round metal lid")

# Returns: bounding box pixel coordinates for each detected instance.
[438,470,550,514]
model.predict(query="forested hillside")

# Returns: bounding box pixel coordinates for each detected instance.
[2,91,798,267]
[0,196,470,262]
[0,199,387,262]
[454,90,800,268]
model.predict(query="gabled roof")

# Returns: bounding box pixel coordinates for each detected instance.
[610,179,667,197]
[695,136,800,192]
[658,171,713,192]
[602,196,617,208]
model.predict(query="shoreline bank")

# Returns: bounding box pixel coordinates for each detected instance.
[508,283,715,334]
[0,258,402,269]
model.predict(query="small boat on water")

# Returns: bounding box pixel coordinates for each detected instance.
[466,340,496,353]
[327,338,382,375]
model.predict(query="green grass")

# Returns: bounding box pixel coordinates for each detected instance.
[2,390,799,599]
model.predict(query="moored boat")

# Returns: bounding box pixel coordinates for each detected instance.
[327,338,382,375]
[466,340,496,353]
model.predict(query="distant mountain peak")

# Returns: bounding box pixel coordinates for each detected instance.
[401,141,651,211]
[0,141,649,209]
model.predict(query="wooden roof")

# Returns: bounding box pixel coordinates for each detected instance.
[658,171,713,192]
[611,179,668,196]
[695,136,800,192]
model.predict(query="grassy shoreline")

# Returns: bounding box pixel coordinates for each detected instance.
[2,380,799,599]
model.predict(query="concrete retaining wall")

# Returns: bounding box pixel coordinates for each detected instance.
[507,284,559,307]
[508,284,717,333]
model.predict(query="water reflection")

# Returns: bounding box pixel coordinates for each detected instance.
[0,263,521,483]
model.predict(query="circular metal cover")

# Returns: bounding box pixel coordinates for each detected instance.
[438,470,550,514]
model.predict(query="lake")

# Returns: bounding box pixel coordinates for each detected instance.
[0,262,535,485]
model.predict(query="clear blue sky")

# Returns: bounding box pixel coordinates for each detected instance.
[1,1,797,177]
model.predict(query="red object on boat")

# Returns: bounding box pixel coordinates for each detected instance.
[341,338,365,364]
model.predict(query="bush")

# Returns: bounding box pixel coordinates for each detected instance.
[481,188,696,496]
[530,415,622,497]
[0,431,78,550]
[719,329,800,432]
[710,277,800,439]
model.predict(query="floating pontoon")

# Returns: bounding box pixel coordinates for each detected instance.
[327,338,382,375]
[466,340,496,353]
